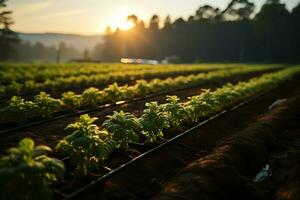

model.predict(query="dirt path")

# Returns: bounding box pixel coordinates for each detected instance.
[250,97,300,200]
[152,90,300,200]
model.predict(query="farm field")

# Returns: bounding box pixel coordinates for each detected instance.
[0,63,248,98]
[1,63,300,200]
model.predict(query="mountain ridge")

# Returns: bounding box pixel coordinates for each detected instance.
[18,32,103,51]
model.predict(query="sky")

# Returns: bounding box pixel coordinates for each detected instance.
[7,0,300,35]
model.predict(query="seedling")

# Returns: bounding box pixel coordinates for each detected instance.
[0,138,65,200]
[140,102,170,143]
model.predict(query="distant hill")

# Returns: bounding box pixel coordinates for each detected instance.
[18,32,103,51]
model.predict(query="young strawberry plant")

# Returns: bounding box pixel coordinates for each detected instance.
[61,91,82,111]
[103,111,142,148]
[34,92,62,118]
[56,114,116,175]
[0,138,65,200]
[140,102,170,143]
[162,95,187,128]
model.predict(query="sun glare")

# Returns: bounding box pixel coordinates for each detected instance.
[107,6,143,31]
[116,20,134,31]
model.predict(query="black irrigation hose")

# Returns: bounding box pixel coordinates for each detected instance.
[63,91,266,200]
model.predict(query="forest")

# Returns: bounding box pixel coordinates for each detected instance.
[102,0,300,63]
[1,0,300,63]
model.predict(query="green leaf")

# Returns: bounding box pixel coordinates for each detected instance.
[19,138,35,151]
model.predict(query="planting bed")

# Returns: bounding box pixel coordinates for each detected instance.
[1,65,300,200]
[0,67,275,153]
[153,90,300,200]
[66,74,300,200]
[0,65,277,128]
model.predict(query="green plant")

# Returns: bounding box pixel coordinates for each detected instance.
[120,84,136,100]
[103,111,142,148]
[61,91,82,111]
[140,102,170,143]
[185,95,213,123]
[214,84,240,106]
[56,114,116,175]
[34,92,62,118]
[24,80,41,93]
[4,81,22,96]
[104,83,122,103]
[134,80,151,96]
[82,87,104,107]
[162,96,187,128]
[1,96,37,122]
[0,138,65,200]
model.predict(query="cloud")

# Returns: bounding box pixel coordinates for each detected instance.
[12,1,53,17]
[40,10,87,20]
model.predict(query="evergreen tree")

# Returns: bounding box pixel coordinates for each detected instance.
[0,0,18,60]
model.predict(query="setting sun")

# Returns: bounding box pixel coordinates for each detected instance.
[114,19,134,31]
[106,6,146,31]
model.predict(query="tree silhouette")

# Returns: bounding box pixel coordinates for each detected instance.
[127,15,138,26]
[149,15,160,30]
[0,0,19,60]
[100,0,300,63]
[255,0,290,61]
[223,0,255,20]
[195,5,220,20]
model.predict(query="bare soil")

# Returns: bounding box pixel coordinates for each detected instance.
[152,91,300,200]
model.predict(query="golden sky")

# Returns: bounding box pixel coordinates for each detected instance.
[7,0,299,35]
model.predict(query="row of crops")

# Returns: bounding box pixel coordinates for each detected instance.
[1,67,299,200]
[0,63,269,97]
[0,65,275,125]
[0,63,243,84]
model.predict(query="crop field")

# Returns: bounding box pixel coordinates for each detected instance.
[1,63,300,200]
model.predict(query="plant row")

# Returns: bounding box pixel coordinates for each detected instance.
[0,63,240,85]
[0,66,274,125]
[0,64,269,97]
[55,66,300,176]
[0,66,299,200]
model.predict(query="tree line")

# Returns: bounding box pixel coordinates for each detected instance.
[1,0,300,63]
[102,0,300,63]
[0,1,91,63]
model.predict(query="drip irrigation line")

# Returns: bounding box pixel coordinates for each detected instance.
[63,91,266,200]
